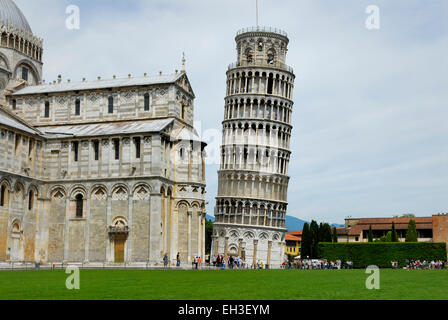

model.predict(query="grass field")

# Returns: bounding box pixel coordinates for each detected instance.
[0,269,447,300]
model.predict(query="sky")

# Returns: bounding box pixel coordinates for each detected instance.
[14,0,448,224]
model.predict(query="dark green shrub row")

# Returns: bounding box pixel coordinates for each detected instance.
[318,242,447,268]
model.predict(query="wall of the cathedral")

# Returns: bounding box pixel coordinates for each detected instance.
[0,75,206,266]
[6,77,194,128]
[0,174,206,264]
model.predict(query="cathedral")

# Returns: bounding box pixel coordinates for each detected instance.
[0,0,207,266]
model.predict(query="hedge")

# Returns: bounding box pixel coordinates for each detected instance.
[318,242,447,268]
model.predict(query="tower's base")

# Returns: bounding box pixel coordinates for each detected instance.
[211,224,286,269]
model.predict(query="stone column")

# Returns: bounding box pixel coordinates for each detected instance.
[213,235,219,257]
[84,195,91,263]
[149,192,162,264]
[197,211,202,258]
[127,191,133,263]
[108,138,112,177]
[252,239,258,267]
[63,196,70,263]
[267,240,272,267]
[238,238,243,257]
[106,193,112,262]
[187,210,192,263]
[224,236,229,261]
[202,213,206,260]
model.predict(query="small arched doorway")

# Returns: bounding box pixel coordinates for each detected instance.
[10,221,21,261]
[109,217,129,263]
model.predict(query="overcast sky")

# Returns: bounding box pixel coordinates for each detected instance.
[15,0,448,224]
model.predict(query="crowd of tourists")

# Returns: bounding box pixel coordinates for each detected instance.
[403,259,447,270]
[163,253,447,270]
[211,255,249,269]
[283,259,354,270]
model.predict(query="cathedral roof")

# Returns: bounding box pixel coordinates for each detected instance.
[170,126,202,143]
[12,73,185,95]
[0,0,32,33]
[38,118,175,138]
[0,106,41,135]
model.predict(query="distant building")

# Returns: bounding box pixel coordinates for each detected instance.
[336,215,448,245]
[285,231,301,256]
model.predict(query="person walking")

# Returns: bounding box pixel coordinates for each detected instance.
[176,252,181,267]
[163,253,169,268]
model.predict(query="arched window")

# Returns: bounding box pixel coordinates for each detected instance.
[0,185,6,207]
[21,66,29,81]
[144,94,150,111]
[133,137,141,159]
[108,96,114,114]
[75,99,81,116]
[75,194,83,218]
[267,74,274,94]
[245,48,253,63]
[181,104,186,120]
[28,190,34,211]
[179,147,185,161]
[267,49,275,65]
[44,101,50,118]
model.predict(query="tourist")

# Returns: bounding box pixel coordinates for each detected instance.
[163,253,169,268]
[176,252,181,267]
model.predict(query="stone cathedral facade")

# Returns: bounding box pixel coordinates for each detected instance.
[212,27,295,268]
[0,0,206,266]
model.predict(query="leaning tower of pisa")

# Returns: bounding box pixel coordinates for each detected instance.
[212,27,295,268]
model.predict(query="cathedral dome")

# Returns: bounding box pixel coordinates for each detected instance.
[0,0,32,33]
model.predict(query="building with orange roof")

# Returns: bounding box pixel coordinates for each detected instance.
[336,214,448,245]
[285,230,302,256]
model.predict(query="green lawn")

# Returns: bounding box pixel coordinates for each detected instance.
[0,269,447,300]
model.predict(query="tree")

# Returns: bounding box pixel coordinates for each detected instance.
[385,231,392,242]
[310,220,319,258]
[205,219,214,254]
[401,213,415,218]
[318,222,325,242]
[368,225,374,242]
[332,227,338,243]
[301,223,311,259]
[391,222,399,242]
[405,219,418,242]
[322,223,333,242]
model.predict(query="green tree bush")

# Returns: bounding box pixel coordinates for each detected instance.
[319,242,447,268]
[368,225,374,242]
[405,219,418,242]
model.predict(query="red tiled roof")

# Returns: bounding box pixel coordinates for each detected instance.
[341,217,433,236]
[285,231,302,241]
